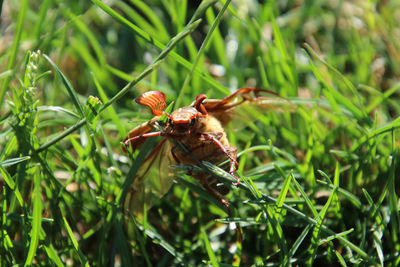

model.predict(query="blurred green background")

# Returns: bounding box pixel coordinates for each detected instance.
[1,0,400,266]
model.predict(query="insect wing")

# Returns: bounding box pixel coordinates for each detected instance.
[124,138,175,216]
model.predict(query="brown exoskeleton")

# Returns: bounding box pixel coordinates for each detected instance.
[123,88,281,217]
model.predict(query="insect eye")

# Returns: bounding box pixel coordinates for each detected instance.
[167,118,173,125]
[189,118,196,126]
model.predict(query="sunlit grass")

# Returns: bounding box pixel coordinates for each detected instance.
[1,0,400,266]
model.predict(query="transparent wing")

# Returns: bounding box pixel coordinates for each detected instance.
[201,88,293,129]
[124,138,176,217]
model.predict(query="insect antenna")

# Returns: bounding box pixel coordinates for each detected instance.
[135,90,167,116]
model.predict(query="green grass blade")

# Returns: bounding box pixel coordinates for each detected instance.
[176,176,227,213]
[291,175,318,217]
[388,143,400,247]
[61,7,106,66]
[113,215,132,266]
[317,172,362,209]
[37,106,80,118]
[91,72,125,137]
[318,229,354,245]
[0,156,31,167]
[2,1,399,265]
[114,1,168,43]
[136,223,185,264]
[32,19,202,154]
[36,118,86,153]
[44,54,85,117]
[205,7,227,66]
[91,0,228,94]
[0,70,13,80]
[288,224,313,259]
[235,169,375,263]
[177,160,375,264]
[129,0,170,41]
[265,205,289,265]
[43,244,64,267]
[273,168,292,216]
[40,229,64,267]
[62,214,90,267]
[366,83,400,114]
[304,45,367,121]
[176,0,231,107]
[362,188,384,232]
[199,204,219,267]
[100,19,202,112]
[2,190,16,263]
[24,167,43,266]
[269,9,297,94]
[257,56,271,88]
[0,0,28,104]
[0,166,23,207]
[335,250,348,267]
[105,64,133,82]
[33,0,52,41]
[350,120,400,151]
[307,186,337,265]
[91,0,161,48]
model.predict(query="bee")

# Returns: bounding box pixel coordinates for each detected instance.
[123,88,281,216]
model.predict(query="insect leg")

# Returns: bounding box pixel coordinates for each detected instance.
[201,133,240,185]
[123,131,163,149]
[199,174,243,242]
[199,174,231,214]
[228,147,238,175]
[206,88,282,111]
[170,146,181,164]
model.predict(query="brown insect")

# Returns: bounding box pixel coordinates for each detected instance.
[123,88,281,216]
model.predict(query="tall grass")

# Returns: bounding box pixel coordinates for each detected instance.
[1,0,400,266]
